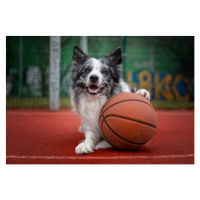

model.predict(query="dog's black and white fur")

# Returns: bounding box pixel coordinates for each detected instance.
[70,45,150,154]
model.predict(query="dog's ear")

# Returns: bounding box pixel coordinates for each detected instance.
[104,48,123,83]
[72,45,88,65]
[105,47,122,66]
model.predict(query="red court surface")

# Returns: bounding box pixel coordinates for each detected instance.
[6,109,194,164]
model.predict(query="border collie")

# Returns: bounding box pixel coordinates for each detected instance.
[70,45,150,154]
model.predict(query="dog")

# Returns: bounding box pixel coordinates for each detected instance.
[70,45,150,154]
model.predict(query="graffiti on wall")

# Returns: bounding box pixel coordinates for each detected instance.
[126,71,194,101]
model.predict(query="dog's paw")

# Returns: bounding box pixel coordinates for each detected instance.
[136,89,150,101]
[75,142,94,154]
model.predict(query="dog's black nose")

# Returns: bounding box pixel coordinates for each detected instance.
[90,75,99,83]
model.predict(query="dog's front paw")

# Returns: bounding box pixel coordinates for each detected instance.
[136,89,150,101]
[75,142,94,154]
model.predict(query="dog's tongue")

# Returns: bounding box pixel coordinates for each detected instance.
[89,85,99,93]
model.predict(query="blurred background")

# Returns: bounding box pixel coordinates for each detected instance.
[6,36,194,109]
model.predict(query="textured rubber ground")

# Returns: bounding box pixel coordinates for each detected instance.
[6,109,194,164]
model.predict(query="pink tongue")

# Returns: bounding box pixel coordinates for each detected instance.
[89,86,98,93]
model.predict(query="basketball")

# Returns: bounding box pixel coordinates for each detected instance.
[98,92,157,150]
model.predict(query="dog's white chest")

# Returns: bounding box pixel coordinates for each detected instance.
[78,95,107,132]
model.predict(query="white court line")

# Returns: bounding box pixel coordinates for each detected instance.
[6,154,194,160]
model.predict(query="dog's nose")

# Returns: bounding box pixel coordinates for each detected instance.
[90,75,99,83]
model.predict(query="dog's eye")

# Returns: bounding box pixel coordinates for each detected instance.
[84,67,90,73]
[102,68,109,74]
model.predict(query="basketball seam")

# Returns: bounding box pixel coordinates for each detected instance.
[98,99,154,124]
[101,110,117,147]
[101,94,117,109]
[101,114,148,146]
[104,115,156,128]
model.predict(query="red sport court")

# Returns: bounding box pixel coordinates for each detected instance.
[6,109,194,164]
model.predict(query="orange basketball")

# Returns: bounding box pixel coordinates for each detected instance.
[98,92,157,150]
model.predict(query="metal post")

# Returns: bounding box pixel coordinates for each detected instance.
[122,36,127,81]
[149,37,155,72]
[19,36,23,96]
[81,36,88,54]
[49,36,61,111]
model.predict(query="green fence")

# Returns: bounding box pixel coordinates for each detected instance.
[6,36,194,109]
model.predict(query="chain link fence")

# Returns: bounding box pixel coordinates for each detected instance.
[6,36,194,109]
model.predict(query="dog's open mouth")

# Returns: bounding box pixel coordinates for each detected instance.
[86,85,104,95]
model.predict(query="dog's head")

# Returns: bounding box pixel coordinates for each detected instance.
[71,45,122,96]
